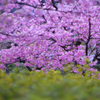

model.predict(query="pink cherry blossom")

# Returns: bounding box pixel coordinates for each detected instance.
[0,0,100,73]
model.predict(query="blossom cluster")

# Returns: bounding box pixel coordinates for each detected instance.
[0,0,100,72]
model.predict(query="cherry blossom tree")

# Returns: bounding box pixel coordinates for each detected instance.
[0,0,100,73]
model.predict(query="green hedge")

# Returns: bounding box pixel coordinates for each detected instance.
[0,68,100,100]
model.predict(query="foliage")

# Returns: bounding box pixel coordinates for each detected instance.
[93,64,100,71]
[7,63,27,73]
[0,69,100,100]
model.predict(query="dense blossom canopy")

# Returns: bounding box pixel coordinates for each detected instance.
[0,0,100,72]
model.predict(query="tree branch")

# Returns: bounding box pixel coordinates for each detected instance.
[85,18,91,56]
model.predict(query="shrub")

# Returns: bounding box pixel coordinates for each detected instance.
[0,69,100,100]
